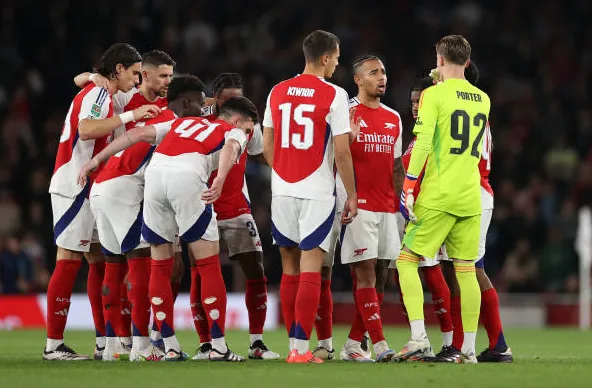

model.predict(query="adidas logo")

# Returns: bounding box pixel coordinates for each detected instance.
[367,313,381,321]
[55,308,69,316]
[256,303,267,310]
[193,314,205,321]
[256,293,267,298]
[359,119,369,128]
[121,308,131,315]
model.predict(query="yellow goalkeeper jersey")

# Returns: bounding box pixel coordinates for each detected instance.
[408,78,490,217]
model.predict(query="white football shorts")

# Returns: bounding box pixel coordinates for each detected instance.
[51,190,99,253]
[271,196,335,252]
[218,213,263,257]
[142,166,219,244]
[341,209,401,265]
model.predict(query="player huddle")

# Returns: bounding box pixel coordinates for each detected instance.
[44,30,512,364]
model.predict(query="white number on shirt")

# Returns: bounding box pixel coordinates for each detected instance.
[481,124,492,171]
[174,120,220,141]
[278,103,315,150]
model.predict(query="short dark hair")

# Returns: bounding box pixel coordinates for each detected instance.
[212,73,243,96]
[465,61,480,86]
[352,54,382,74]
[218,96,259,123]
[96,43,142,78]
[167,74,206,103]
[435,35,471,66]
[141,50,176,67]
[411,77,434,94]
[302,30,340,63]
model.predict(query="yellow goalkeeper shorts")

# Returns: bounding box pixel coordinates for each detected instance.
[402,204,480,261]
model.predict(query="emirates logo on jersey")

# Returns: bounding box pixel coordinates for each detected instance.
[356,132,395,154]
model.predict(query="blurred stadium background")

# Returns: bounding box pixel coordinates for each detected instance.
[0,0,591,330]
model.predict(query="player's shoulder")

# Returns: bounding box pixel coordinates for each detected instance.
[349,97,360,108]
[79,84,109,101]
[202,103,216,117]
[379,103,402,121]
[147,108,176,124]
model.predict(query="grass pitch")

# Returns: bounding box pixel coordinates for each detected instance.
[1,327,591,388]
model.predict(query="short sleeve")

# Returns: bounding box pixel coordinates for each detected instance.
[327,87,351,136]
[247,123,264,155]
[225,128,248,155]
[152,120,174,145]
[262,90,274,128]
[111,88,136,114]
[394,121,403,158]
[78,87,111,123]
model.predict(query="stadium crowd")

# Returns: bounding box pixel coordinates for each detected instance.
[0,0,591,295]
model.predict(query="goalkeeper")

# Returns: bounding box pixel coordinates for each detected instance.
[393,35,490,364]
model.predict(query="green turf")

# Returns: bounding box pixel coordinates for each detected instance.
[1,327,591,388]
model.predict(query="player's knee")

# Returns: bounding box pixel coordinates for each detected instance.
[321,265,332,280]
[354,260,377,289]
[476,267,493,290]
[237,251,265,280]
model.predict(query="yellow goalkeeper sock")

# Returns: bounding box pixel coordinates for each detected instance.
[454,261,481,333]
[397,251,423,323]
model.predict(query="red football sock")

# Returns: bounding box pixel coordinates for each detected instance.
[279,274,299,337]
[245,276,268,335]
[356,287,385,344]
[87,261,105,338]
[348,269,366,342]
[196,255,227,339]
[103,262,126,337]
[119,263,132,338]
[171,281,181,302]
[128,258,151,337]
[422,265,453,333]
[294,272,321,341]
[315,279,333,341]
[149,258,175,337]
[47,259,82,339]
[481,288,508,350]
[451,295,463,350]
[190,267,211,343]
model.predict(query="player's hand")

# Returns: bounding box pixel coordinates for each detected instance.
[341,194,358,224]
[77,158,100,187]
[89,73,110,90]
[399,174,418,223]
[201,177,223,205]
[349,106,362,142]
[133,105,161,121]
[429,68,442,84]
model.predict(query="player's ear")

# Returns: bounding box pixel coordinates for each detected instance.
[320,54,329,66]
[115,63,125,76]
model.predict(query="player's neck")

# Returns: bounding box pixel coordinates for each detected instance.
[302,64,326,78]
[108,80,119,95]
[356,93,380,109]
[139,85,159,102]
[440,66,466,82]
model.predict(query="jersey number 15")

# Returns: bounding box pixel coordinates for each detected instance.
[450,110,487,158]
[278,103,315,150]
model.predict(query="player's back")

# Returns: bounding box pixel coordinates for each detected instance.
[265,74,350,201]
[415,79,490,216]
[150,117,240,183]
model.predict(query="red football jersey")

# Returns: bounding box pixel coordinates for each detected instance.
[263,74,350,200]
[202,104,263,220]
[49,84,112,197]
[95,109,177,184]
[349,98,403,213]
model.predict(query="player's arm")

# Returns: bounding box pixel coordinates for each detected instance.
[348,106,361,144]
[400,87,438,221]
[202,129,248,204]
[247,123,268,165]
[393,123,404,197]
[331,88,358,224]
[74,72,110,89]
[77,121,172,186]
[79,104,161,141]
[262,92,274,165]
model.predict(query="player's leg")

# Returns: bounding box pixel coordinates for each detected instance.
[312,212,340,360]
[221,214,279,359]
[172,247,184,301]
[445,214,482,363]
[475,208,512,362]
[419,252,453,352]
[45,192,95,360]
[288,198,335,364]
[85,242,106,360]
[186,241,213,360]
[271,196,300,354]
[142,167,185,361]
[394,205,455,362]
